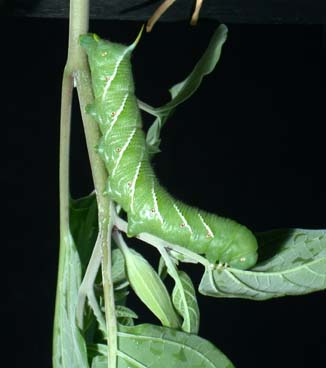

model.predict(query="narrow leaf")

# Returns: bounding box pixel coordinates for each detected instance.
[163,24,228,112]
[112,248,127,285]
[121,244,180,328]
[114,288,129,304]
[172,270,200,334]
[116,305,138,327]
[158,256,168,280]
[53,211,92,368]
[116,305,138,319]
[53,195,98,367]
[70,193,98,272]
[52,234,89,368]
[199,228,326,300]
[145,24,228,153]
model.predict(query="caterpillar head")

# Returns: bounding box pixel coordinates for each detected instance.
[79,26,143,65]
[207,224,258,270]
[226,228,258,270]
[80,28,143,98]
[228,249,258,270]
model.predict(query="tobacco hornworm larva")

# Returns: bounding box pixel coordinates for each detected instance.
[80,32,258,270]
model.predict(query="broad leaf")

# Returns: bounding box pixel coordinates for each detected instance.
[145,24,228,154]
[199,228,326,300]
[172,270,200,334]
[92,323,234,368]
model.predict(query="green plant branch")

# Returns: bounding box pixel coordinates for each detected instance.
[75,70,118,368]
[137,99,158,116]
[53,55,74,363]
[77,234,106,333]
[114,216,211,268]
[56,0,117,367]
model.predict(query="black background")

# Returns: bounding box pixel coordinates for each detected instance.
[2,15,326,368]
[6,0,326,23]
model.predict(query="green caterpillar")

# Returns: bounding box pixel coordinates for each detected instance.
[80,31,258,270]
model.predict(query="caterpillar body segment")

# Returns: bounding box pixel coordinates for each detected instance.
[80,33,258,270]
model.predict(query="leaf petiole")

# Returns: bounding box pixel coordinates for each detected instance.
[76,233,106,333]
[114,216,211,268]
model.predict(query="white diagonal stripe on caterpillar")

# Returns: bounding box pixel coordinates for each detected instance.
[111,127,137,176]
[151,178,164,224]
[198,213,214,238]
[98,115,104,125]
[102,47,131,101]
[130,160,142,212]
[173,203,193,234]
[108,133,142,147]
[104,152,110,163]
[104,93,129,141]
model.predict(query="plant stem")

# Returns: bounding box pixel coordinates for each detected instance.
[77,234,106,333]
[75,69,117,368]
[56,0,117,366]
[115,216,211,268]
[58,73,73,236]
[53,53,74,366]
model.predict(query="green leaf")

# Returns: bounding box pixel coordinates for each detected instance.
[91,356,106,368]
[158,248,199,334]
[70,193,98,273]
[146,116,163,156]
[163,24,228,112]
[199,228,326,300]
[172,271,200,334]
[116,305,138,327]
[112,248,127,285]
[92,323,234,368]
[116,305,138,319]
[145,24,228,154]
[114,288,129,303]
[53,195,98,367]
[52,234,89,368]
[121,245,181,328]
[158,253,179,280]
[158,256,168,280]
